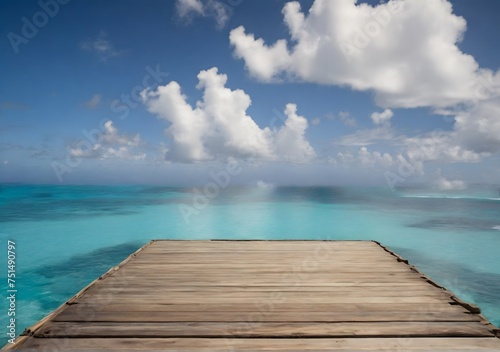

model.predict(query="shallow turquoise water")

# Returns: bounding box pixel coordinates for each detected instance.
[0,184,499,345]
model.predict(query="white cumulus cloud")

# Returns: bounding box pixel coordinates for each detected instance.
[229,0,495,109]
[275,104,316,162]
[141,67,315,163]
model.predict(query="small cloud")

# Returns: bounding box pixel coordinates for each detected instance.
[68,120,144,160]
[334,147,394,168]
[85,94,101,109]
[339,111,356,128]
[324,112,335,121]
[177,0,204,17]
[256,181,274,189]
[176,0,232,28]
[333,127,397,147]
[205,0,229,28]
[311,117,321,126]
[80,31,125,62]
[371,109,393,126]
[3,160,8,165]
[434,176,466,191]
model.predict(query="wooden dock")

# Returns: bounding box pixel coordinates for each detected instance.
[6,240,500,351]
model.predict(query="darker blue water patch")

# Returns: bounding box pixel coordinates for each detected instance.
[251,187,500,222]
[407,216,499,232]
[270,186,347,203]
[139,186,192,195]
[173,186,353,207]
[203,186,373,206]
[0,185,190,222]
[26,242,143,310]
[32,192,53,198]
[392,246,500,328]
[262,186,404,205]
[32,242,142,279]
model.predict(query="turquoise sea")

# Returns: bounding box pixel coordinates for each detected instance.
[0,184,499,345]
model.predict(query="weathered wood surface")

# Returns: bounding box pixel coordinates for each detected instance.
[5,240,500,351]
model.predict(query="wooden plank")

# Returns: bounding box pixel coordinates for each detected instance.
[133,253,391,259]
[127,261,403,266]
[78,292,450,300]
[97,282,428,288]
[37,322,495,338]
[142,246,381,250]
[101,278,429,286]
[18,337,500,350]
[100,279,426,286]
[122,262,411,267]
[77,295,450,304]
[142,246,383,250]
[119,267,415,273]
[84,282,438,289]
[53,310,478,323]
[84,287,445,295]
[105,272,425,279]
[56,302,469,313]
[146,240,379,246]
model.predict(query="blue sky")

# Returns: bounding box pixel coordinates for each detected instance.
[0,0,499,187]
